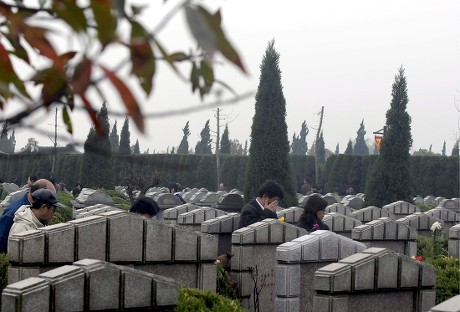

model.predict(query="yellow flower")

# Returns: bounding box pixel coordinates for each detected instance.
[278,217,285,222]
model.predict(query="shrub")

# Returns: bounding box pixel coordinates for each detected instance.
[216,263,238,300]
[103,189,131,210]
[176,287,245,312]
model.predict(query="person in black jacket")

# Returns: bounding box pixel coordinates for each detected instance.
[297,194,329,233]
[238,180,284,229]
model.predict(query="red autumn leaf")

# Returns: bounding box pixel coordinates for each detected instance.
[22,25,59,62]
[79,94,103,135]
[99,65,144,133]
[71,58,92,95]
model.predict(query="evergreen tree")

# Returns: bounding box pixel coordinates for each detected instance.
[344,140,353,155]
[373,144,379,155]
[452,140,459,156]
[291,121,309,154]
[335,143,339,155]
[80,103,114,189]
[195,120,212,154]
[243,140,248,155]
[365,67,413,206]
[132,139,140,154]
[353,119,369,155]
[244,40,297,206]
[119,117,131,155]
[230,139,243,154]
[170,146,175,154]
[428,144,432,153]
[177,121,190,154]
[109,121,119,153]
[317,131,326,164]
[0,124,15,153]
[220,124,231,154]
[442,140,446,156]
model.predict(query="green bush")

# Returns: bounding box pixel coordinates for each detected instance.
[416,235,459,304]
[103,189,130,210]
[416,204,437,213]
[176,287,245,312]
[216,263,238,300]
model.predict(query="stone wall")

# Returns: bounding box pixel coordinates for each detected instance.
[2,259,178,311]
[313,247,436,312]
[231,219,307,311]
[274,230,366,312]
[351,217,417,257]
[349,206,396,223]
[7,209,217,291]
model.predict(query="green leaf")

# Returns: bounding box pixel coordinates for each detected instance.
[190,62,200,93]
[100,65,145,133]
[152,37,177,72]
[200,59,214,87]
[3,32,29,64]
[130,21,155,95]
[0,42,30,99]
[53,0,88,33]
[90,0,117,47]
[197,5,246,73]
[184,4,216,55]
[62,105,73,134]
[169,52,190,62]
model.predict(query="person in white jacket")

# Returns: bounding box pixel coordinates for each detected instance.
[9,189,65,237]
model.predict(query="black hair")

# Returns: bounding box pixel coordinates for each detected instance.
[29,176,38,183]
[130,196,159,217]
[298,194,328,224]
[257,180,284,200]
[167,182,179,193]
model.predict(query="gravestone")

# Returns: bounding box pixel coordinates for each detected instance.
[71,188,114,210]
[274,230,366,312]
[428,295,460,312]
[382,200,420,218]
[349,206,396,223]
[448,224,460,258]
[182,188,199,202]
[351,217,417,256]
[277,207,304,224]
[438,199,459,213]
[424,207,460,232]
[341,196,363,209]
[163,203,200,223]
[322,212,362,238]
[312,247,436,312]
[214,192,245,213]
[396,212,444,237]
[413,196,425,205]
[325,203,355,216]
[153,193,183,220]
[322,194,338,205]
[198,192,221,207]
[232,219,307,311]
[424,196,436,205]
[177,206,227,231]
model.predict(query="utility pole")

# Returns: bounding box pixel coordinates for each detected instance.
[314,106,324,188]
[215,106,221,189]
[51,107,58,178]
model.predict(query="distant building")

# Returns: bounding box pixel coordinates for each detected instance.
[15,143,80,155]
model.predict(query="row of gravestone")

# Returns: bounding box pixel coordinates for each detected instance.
[4,200,460,311]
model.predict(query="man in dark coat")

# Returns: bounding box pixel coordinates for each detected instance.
[238,180,284,229]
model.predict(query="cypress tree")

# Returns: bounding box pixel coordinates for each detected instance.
[243,140,248,155]
[291,121,309,155]
[452,140,459,156]
[195,120,212,154]
[177,121,190,154]
[442,141,446,156]
[220,124,231,154]
[365,66,413,206]
[80,103,114,189]
[335,143,339,155]
[230,139,243,154]
[317,131,326,164]
[109,121,119,153]
[344,140,353,155]
[244,40,297,206]
[133,139,140,154]
[119,117,131,155]
[353,119,370,155]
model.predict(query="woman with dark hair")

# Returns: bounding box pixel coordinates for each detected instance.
[130,196,160,219]
[297,194,329,233]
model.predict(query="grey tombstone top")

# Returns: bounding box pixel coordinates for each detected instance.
[214,193,244,213]
[2,182,20,194]
[298,194,323,207]
[154,193,183,209]
[326,203,355,216]
[322,212,362,232]
[349,205,396,223]
[424,195,437,205]
[449,224,460,239]
[199,192,221,205]
[322,194,338,205]
[188,191,208,204]
[435,197,446,205]
[425,207,460,222]
[182,188,199,202]
[0,189,28,208]
[324,192,341,203]
[429,295,460,312]
[438,199,459,212]
[72,188,114,209]
[396,212,444,231]
[413,196,425,205]
[341,196,364,209]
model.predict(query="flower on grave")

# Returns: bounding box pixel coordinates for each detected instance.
[313,223,320,231]
[415,256,423,262]
[278,217,285,222]
[430,221,443,232]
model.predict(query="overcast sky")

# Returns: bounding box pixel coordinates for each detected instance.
[7,0,460,155]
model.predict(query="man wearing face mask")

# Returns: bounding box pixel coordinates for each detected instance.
[238,180,284,229]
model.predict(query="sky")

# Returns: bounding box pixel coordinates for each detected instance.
[4,0,460,155]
